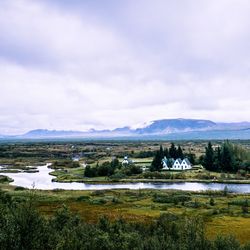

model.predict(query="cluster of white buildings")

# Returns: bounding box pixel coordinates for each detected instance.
[162,157,192,171]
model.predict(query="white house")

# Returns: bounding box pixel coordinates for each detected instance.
[172,158,182,170]
[162,157,174,170]
[161,157,192,171]
[122,156,133,166]
[181,158,192,170]
[162,157,169,170]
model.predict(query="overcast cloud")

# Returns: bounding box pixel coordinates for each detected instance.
[0,0,250,134]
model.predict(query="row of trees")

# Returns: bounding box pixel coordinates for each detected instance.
[84,158,120,177]
[0,190,248,250]
[203,141,250,172]
[165,143,184,159]
[84,158,142,178]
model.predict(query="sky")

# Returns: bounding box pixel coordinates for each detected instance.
[0,0,250,135]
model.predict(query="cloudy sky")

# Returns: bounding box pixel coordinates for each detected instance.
[0,0,250,134]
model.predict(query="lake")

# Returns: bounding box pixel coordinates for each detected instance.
[1,164,250,193]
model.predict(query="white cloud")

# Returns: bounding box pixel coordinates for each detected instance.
[0,0,249,134]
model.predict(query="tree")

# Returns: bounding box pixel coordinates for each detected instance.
[164,147,169,158]
[84,165,97,177]
[169,143,177,159]
[111,158,120,169]
[220,141,235,172]
[151,150,163,172]
[186,153,196,165]
[214,147,221,171]
[203,142,214,171]
[125,164,142,175]
[0,196,49,250]
[159,145,164,159]
[97,162,110,176]
[176,145,184,159]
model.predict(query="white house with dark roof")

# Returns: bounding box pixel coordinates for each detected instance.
[172,158,182,170]
[162,157,170,170]
[181,158,192,170]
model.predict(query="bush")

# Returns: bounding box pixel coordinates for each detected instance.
[51,160,80,169]
[153,193,191,204]
[242,205,248,214]
[229,199,248,206]
[185,199,203,208]
[91,190,105,196]
[84,165,97,177]
[14,186,27,191]
[90,198,107,205]
[0,175,11,183]
[112,197,121,204]
[209,198,215,206]
[109,172,127,181]
[214,235,241,250]
[76,195,90,202]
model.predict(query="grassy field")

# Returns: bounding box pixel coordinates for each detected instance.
[206,216,250,244]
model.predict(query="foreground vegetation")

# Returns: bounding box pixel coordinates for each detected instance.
[0,186,249,248]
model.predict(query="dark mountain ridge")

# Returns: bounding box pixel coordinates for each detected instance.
[2,118,250,139]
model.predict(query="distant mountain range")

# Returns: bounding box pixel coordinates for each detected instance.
[1,118,250,140]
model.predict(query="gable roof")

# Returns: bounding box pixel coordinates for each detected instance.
[182,158,191,165]
[175,158,182,164]
[162,157,169,166]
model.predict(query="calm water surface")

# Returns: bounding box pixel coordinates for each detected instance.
[1,164,250,193]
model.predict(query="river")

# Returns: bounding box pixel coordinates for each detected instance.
[1,164,250,193]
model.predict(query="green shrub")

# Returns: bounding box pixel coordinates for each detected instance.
[209,198,215,206]
[153,193,191,204]
[229,199,248,206]
[91,190,105,196]
[76,195,90,202]
[90,198,107,205]
[185,199,203,208]
[112,197,121,204]
[0,175,11,183]
[14,186,27,191]
[109,172,127,181]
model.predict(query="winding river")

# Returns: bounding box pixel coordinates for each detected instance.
[1,164,250,193]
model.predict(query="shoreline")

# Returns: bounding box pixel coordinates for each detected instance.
[51,177,250,185]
